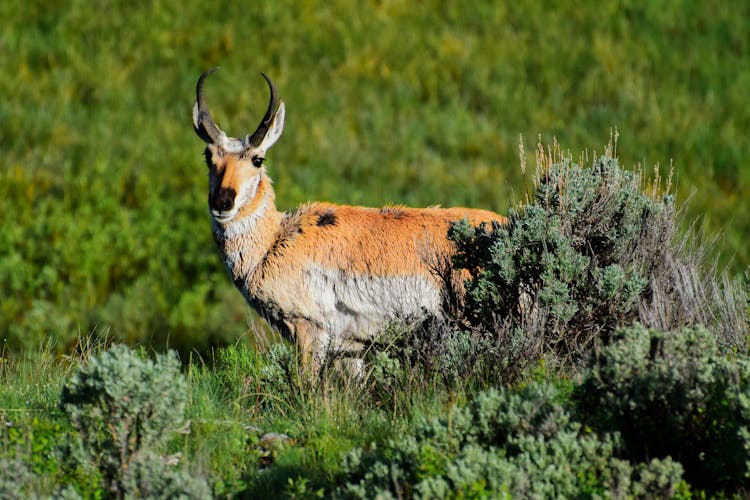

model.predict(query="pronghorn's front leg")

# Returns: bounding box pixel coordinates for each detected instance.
[286,319,365,379]
[285,318,325,377]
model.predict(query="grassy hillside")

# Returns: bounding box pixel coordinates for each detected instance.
[1,0,749,352]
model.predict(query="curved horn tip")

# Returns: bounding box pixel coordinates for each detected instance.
[261,72,279,112]
[260,72,277,92]
[197,67,221,90]
[204,66,220,77]
[261,72,279,113]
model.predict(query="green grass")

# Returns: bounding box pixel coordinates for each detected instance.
[181,341,465,497]
[1,0,748,353]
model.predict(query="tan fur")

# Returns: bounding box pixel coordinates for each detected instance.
[257,201,499,278]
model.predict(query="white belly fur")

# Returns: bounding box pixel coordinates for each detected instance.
[264,265,443,351]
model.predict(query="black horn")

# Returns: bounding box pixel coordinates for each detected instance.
[193,67,224,144]
[247,73,279,147]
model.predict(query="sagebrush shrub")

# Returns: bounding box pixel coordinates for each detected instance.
[446,150,747,382]
[337,383,687,499]
[576,324,750,492]
[450,154,665,361]
[59,344,206,497]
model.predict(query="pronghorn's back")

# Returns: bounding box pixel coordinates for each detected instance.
[257,202,502,278]
[193,69,506,369]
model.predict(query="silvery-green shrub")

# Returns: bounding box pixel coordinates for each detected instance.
[577,324,750,492]
[447,152,746,383]
[60,344,192,497]
[338,383,686,498]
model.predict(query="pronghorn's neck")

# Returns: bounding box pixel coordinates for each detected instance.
[211,172,283,287]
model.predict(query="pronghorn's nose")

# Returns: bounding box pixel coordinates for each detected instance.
[211,188,236,212]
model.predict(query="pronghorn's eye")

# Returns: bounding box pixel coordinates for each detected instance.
[252,156,264,168]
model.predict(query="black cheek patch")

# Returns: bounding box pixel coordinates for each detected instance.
[316,209,338,227]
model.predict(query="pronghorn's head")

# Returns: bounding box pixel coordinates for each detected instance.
[193,68,285,224]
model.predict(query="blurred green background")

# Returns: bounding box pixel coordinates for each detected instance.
[1,0,748,354]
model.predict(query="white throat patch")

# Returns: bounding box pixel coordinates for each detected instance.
[218,187,270,240]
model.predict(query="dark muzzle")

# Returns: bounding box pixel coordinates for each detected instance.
[210,188,236,213]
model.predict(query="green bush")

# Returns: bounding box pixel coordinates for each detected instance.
[447,150,747,382]
[452,155,657,334]
[576,324,750,492]
[338,383,687,499]
[59,344,208,497]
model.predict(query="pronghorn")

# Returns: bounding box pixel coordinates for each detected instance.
[193,68,506,371]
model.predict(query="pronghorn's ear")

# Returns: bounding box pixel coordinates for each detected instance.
[258,100,285,152]
[192,101,214,144]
